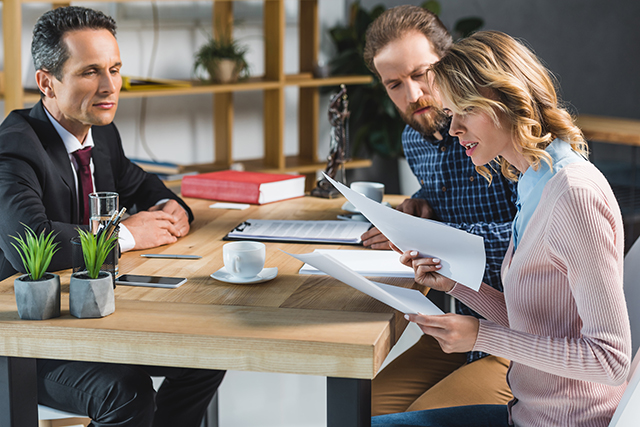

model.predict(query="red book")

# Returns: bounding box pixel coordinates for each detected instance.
[181,170,306,204]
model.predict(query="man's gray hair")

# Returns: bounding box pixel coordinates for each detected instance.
[31,6,117,80]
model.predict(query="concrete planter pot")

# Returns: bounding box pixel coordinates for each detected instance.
[207,58,244,83]
[14,273,61,320]
[69,271,115,318]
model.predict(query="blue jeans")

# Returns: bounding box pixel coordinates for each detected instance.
[371,404,510,427]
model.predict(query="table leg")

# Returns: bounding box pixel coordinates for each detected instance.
[0,357,38,427]
[326,377,371,427]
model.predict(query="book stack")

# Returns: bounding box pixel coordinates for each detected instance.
[130,159,193,181]
[182,170,306,204]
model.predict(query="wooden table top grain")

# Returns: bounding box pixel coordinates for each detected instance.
[0,194,420,380]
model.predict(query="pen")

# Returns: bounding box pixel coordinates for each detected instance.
[104,207,127,240]
[141,254,202,259]
[96,210,118,239]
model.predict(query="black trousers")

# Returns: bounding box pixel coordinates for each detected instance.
[36,359,225,427]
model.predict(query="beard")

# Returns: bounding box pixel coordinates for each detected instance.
[398,97,449,137]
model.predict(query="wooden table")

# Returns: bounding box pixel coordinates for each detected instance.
[0,195,418,427]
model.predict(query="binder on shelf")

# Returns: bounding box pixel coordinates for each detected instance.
[182,170,305,205]
[155,171,198,182]
[131,159,186,175]
[121,76,192,91]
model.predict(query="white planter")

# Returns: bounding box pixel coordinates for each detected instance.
[14,273,61,320]
[69,272,115,318]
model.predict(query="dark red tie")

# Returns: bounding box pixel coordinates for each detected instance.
[72,147,94,225]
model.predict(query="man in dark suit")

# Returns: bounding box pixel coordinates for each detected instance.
[0,7,224,426]
[0,13,191,281]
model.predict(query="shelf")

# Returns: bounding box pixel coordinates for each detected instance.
[179,156,372,175]
[5,74,373,103]
[284,73,373,87]
[120,77,281,98]
[576,115,640,147]
[18,0,251,3]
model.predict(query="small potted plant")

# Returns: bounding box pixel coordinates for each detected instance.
[11,225,60,320]
[69,229,118,318]
[194,35,250,84]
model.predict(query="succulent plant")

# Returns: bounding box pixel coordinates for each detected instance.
[76,228,118,279]
[11,224,59,281]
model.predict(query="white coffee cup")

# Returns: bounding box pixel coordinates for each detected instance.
[350,181,385,203]
[223,241,266,279]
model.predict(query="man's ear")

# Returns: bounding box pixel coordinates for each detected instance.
[35,69,56,98]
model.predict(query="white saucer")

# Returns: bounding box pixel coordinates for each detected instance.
[210,267,278,284]
[342,201,391,213]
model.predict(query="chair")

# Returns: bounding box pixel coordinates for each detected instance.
[623,236,640,355]
[608,348,640,427]
[37,378,218,427]
[37,405,89,427]
[607,237,640,426]
[36,377,168,427]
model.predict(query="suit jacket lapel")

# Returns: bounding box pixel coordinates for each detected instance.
[29,102,77,193]
[91,128,114,192]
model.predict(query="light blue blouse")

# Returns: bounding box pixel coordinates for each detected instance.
[512,139,587,249]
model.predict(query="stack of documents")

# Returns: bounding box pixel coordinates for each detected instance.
[299,249,414,278]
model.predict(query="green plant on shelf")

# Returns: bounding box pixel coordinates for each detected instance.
[194,35,250,84]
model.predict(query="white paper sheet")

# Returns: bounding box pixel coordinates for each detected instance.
[299,249,414,278]
[210,202,250,210]
[286,251,443,315]
[323,173,485,291]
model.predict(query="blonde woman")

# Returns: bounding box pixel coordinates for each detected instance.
[372,31,631,427]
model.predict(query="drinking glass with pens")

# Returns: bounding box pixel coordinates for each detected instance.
[89,192,118,234]
[77,192,126,287]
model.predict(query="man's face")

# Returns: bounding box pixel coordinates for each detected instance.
[373,31,448,136]
[43,29,122,141]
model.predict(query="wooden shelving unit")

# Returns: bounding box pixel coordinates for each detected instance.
[1,0,373,186]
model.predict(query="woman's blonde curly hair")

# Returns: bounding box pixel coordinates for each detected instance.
[430,31,587,183]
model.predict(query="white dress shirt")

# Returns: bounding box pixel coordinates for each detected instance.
[43,107,136,251]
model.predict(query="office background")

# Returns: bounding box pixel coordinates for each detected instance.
[0,0,638,425]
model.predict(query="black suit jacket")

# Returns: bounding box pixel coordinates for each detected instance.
[0,101,193,280]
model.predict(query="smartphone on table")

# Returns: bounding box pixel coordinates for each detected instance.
[115,274,187,289]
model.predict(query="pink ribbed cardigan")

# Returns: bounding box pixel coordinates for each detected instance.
[450,162,631,427]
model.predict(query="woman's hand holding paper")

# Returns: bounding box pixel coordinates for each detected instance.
[405,313,479,354]
[391,244,457,292]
